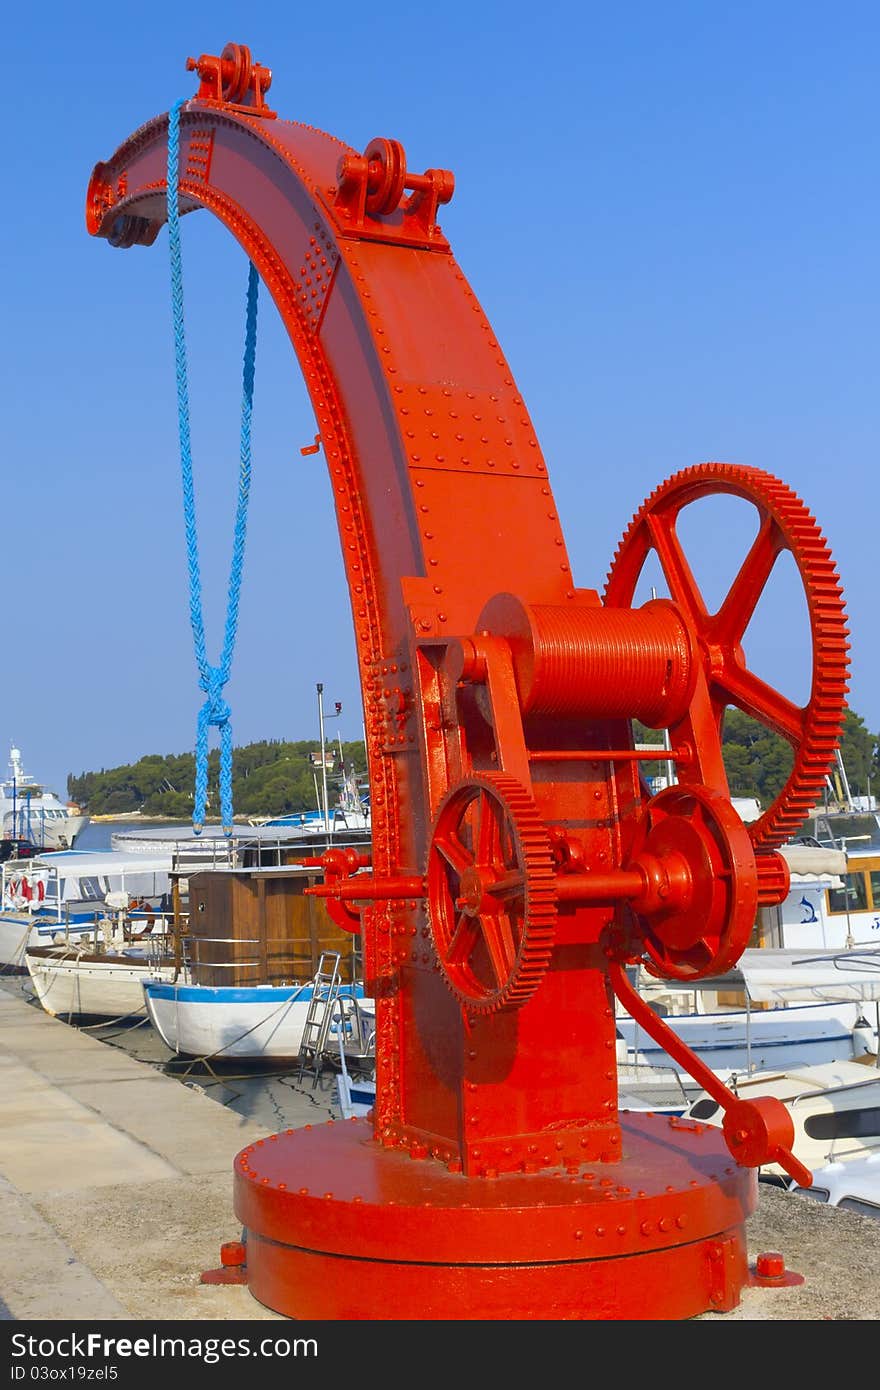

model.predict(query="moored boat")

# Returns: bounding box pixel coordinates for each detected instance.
[617,842,880,1077]
[617,994,877,1075]
[143,973,374,1063]
[0,745,89,850]
[26,937,177,1019]
[618,942,880,1079]
[787,1150,880,1221]
[142,861,373,1065]
[0,848,175,970]
[680,1055,880,1181]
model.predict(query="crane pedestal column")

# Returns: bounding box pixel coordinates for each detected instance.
[233,1115,756,1320]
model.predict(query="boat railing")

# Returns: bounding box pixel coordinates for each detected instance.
[163,830,371,876]
[1,857,63,920]
[170,840,240,873]
[175,929,362,990]
[182,933,261,984]
[327,993,375,1063]
[57,909,177,959]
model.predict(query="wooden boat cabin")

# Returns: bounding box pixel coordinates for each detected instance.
[173,862,362,988]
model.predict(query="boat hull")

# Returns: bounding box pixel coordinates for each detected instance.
[25,949,176,1019]
[616,1000,873,1074]
[143,980,373,1061]
[2,812,88,851]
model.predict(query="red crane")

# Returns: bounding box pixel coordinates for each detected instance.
[86,43,849,1320]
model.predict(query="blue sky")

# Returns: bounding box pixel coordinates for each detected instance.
[3,2,877,801]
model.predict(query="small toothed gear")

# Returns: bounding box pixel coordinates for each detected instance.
[603,463,850,851]
[427,773,557,1014]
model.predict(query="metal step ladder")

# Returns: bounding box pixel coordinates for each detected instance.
[297,950,343,1088]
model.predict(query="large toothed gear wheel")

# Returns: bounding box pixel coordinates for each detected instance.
[604,464,850,851]
[427,773,557,1014]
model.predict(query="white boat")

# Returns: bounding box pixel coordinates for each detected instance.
[254,803,371,839]
[248,759,371,842]
[24,889,179,1019]
[0,848,174,970]
[618,944,880,1076]
[140,861,373,1064]
[109,820,366,857]
[618,994,877,1074]
[680,1056,880,1182]
[0,745,89,850]
[617,840,880,1073]
[26,938,178,1019]
[764,834,880,949]
[336,1072,377,1118]
[143,975,374,1063]
[787,1150,880,1221]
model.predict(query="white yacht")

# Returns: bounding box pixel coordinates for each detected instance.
[0,745,89,850]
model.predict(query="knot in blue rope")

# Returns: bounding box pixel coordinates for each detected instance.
[199,666,232,728]
[167,98,259,838]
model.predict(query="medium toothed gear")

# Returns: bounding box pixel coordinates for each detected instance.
[603,463,850,851]
[427,773,557,1014]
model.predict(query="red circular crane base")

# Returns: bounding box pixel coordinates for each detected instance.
[235,1115,755,1321]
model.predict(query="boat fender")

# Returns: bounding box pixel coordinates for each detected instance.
[852,1016,876,1057]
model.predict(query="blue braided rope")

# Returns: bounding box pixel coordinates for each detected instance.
[167,98,259,835]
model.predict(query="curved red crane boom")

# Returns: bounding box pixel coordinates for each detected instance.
[86,44,849,1321]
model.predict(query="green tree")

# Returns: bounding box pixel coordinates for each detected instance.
[68,738,368,819]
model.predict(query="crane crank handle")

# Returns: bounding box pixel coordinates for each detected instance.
[607,958,812,1188]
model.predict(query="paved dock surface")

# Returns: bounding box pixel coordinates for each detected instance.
[1,981,879,1322]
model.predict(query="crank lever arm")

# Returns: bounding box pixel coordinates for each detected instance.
[608,958,742,1108]
[607,959,811,1187]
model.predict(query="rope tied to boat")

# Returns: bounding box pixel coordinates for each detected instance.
[166,97,259,836]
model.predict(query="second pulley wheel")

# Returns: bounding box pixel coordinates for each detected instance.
[621,783,757,980]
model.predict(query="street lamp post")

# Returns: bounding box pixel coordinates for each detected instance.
[316,684,343,838]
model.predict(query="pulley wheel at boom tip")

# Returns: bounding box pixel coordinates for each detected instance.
[220,43,252,105]
[364,138,407,216]
[603,463,850,851]
[427,773,556,1014]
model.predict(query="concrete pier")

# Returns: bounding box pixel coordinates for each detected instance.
[1,981,879,1321]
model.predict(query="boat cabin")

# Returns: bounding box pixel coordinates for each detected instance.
[176,863,363,988]
[1,849,174,924]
